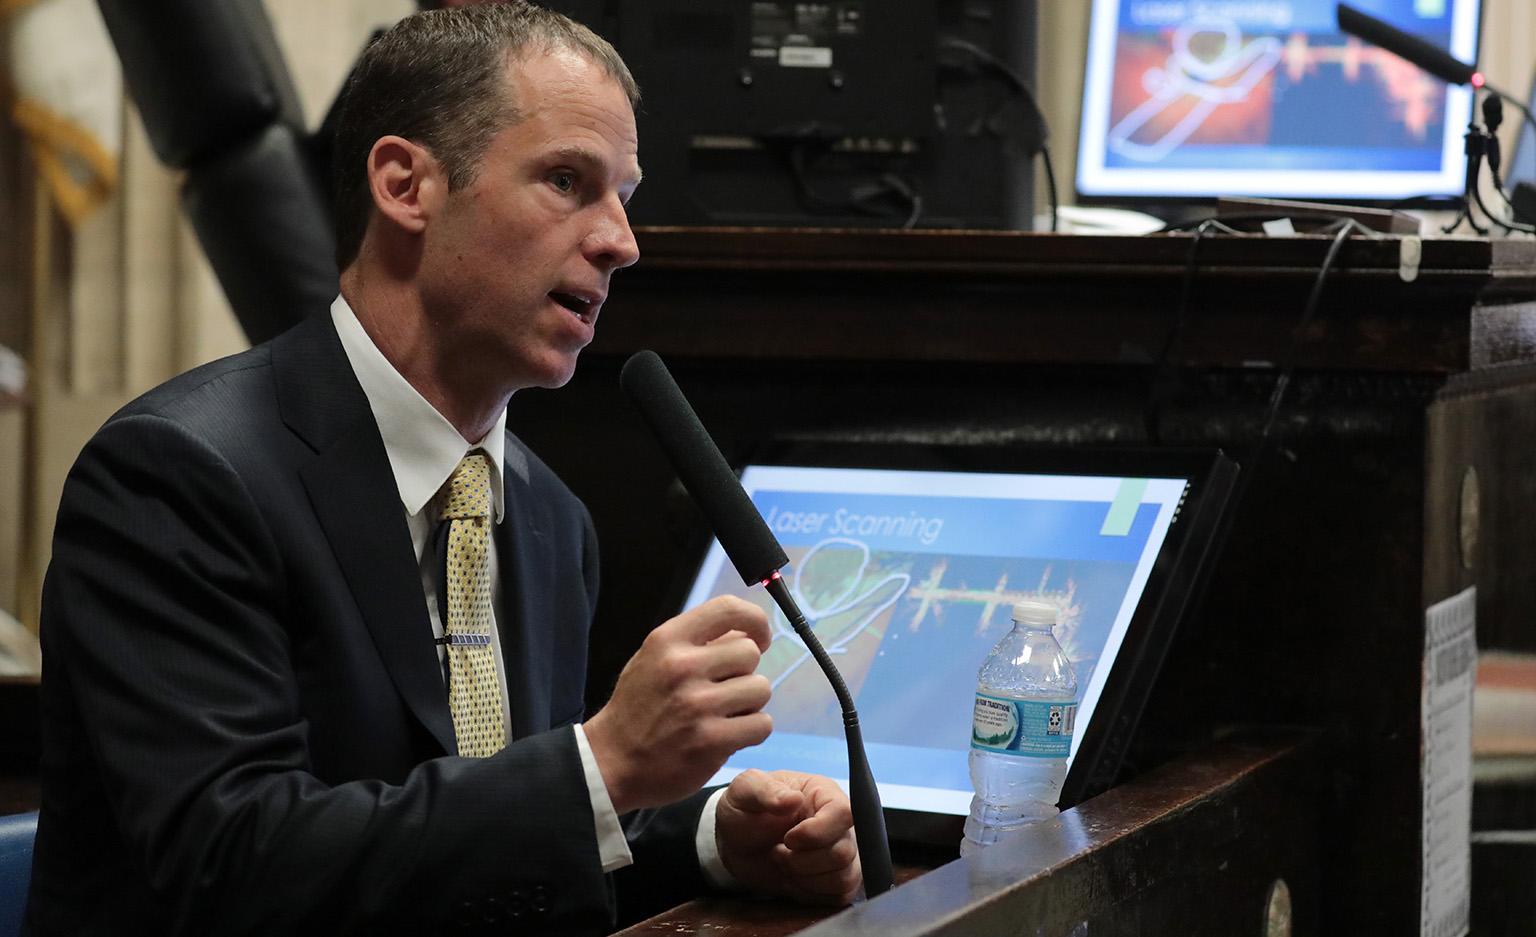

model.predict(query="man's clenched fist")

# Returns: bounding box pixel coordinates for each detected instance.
[584,596,773,814]
[715,769,862,906]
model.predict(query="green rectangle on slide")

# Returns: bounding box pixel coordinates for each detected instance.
[1100,478,1147,536]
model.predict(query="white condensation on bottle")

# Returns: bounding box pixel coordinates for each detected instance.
[961,599,1078,856]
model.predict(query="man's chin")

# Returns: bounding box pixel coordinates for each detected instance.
[493,339,587,395]
[522,353,582,392]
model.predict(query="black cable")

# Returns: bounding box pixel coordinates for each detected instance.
[1145,218,1375,472]
[899,189,924,229]
[1448,177,1486,233]
[785,141,921,226]
[1490,163,1516,205]
[1478,92,1536,234]
[1492,85,1536,169]
[778,34,1052,231]
[1443,124,1489,236]
[1445,203,1486,234]
[1396,88,1534,224]
[936,38,1049,142]
[1243,220,1359,495]
[1472,177,1536,234]
[1144,219,1219,445]
[870,172,924,229]
[1039,142,1059,232]
[1159,214,1292,234]
[936,36,1055,232]
[1487,168,1536,231]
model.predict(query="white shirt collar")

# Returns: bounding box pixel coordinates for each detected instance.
[330,295,507,523]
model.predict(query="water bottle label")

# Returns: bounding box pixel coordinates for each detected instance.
[971,693,1077,757]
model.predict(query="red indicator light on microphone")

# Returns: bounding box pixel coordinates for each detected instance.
[760,571,783,587]
[1471,72,1485,88]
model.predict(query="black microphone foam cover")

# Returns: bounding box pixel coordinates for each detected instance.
[621,350,789,586]
[1336,3,1475,86]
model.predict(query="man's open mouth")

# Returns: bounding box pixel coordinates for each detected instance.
[550,292,594,320]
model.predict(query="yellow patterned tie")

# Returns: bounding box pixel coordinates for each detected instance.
[440,453,505,757]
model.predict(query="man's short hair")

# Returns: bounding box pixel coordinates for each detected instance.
[331,2,640,269]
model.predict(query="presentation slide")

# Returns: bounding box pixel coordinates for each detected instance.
[1077,0,1480,199]
[690,466,1187,814]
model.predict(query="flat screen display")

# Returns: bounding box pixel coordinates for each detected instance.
[686,464,1191,816]
[1075,0,1482,201]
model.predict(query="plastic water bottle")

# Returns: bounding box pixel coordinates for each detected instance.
[961,599,1078,856]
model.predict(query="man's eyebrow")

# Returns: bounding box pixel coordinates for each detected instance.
[548,145,643,186]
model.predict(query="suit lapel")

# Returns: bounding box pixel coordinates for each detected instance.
[273,315,457,756]
[496,441,553,739]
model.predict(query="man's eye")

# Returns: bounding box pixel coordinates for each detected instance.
[551,172,576,193]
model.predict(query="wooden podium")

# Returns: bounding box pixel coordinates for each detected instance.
[502,228,1536,935]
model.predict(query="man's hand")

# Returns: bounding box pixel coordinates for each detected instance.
[715,769,862,906]
[584,596,773,814]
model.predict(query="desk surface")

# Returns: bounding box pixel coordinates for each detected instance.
[613,867,927,937]
[614,735,1315,937]
[628,227,1536,281]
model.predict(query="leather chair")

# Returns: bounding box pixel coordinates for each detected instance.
[0,811,38,937]
[95,0,338,345]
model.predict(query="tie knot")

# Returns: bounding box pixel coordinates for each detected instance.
[441,453,493,521]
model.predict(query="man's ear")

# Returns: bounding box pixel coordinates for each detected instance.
[365,135,443,236]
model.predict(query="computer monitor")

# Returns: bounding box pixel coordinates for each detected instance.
[545,0,1041,230]
[673,443,1238,846]
[1075,0,1483,204]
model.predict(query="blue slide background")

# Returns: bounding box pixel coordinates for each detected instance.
[709,488,1169,794]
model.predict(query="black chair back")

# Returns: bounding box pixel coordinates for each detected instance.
[0,810,38,937]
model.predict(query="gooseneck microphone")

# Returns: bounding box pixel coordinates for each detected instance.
[620,351,788,586]
[1335,3,1476,86]
[620,350,895,899]
[1336,2,1536,235]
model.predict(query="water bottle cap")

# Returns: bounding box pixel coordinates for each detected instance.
[1011,599,1058,626]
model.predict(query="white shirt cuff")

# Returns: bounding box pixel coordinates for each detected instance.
[696,786,739,890]
[573,723,633,873]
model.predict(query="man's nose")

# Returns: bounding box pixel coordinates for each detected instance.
[585,196,640,271]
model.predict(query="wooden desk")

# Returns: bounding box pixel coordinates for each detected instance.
[615,736,1318,936]
[592,227,1536,372]
[504,227,1536,934]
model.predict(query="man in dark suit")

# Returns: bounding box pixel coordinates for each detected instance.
[26,5,860,934]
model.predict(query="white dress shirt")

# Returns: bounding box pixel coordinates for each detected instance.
[330,296,731,884]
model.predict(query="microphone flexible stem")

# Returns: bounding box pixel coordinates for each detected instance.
[763,575,856,717]
[761,573,894,897]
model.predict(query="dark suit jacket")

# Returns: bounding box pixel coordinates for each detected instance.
[27,313,707,936]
